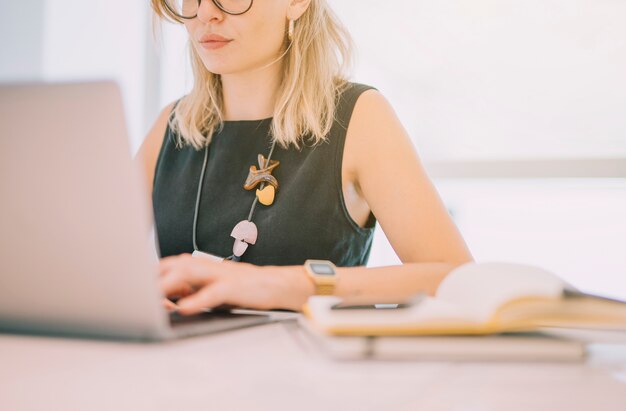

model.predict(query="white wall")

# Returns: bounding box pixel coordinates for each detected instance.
[0,2,45,81]
[437,179,626,299]
[332,0,626,161]
[41,0,150,151]
[1,1,151,152]
[153,21,194,110]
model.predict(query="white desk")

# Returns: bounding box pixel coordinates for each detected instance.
[1,320,625,411]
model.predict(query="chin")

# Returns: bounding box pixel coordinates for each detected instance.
[197,53,278,76]
[200,61,259,77]
[198,59,233,76]
[193,45,235,75]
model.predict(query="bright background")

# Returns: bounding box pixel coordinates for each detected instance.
[2,0,625,298]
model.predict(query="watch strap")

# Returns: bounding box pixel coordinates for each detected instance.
[304,259,337,296]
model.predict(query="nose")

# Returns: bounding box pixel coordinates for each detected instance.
[196,0,224,24]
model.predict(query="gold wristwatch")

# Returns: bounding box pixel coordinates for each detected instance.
[304,260,338,295]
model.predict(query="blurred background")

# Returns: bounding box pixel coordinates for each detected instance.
[1,0,625,298]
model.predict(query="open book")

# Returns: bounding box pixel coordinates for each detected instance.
[303,262,626,336]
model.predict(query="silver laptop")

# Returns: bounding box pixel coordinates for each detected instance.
[0,81,272,341]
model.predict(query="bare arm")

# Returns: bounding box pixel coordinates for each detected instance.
[349,90,472,265]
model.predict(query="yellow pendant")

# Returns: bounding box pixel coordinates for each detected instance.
[256,185,275,206]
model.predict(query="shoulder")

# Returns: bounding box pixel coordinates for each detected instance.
[345,87,414,160]
[337,82,378,114]
[338,83,401,139]
[342,86,423,185]
[350,86,397,129]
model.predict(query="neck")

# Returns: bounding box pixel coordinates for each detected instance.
[220,61,283,121]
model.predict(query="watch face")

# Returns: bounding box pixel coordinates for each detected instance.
[310,262,335,275]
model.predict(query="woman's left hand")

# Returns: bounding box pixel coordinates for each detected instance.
[158,253,312,314]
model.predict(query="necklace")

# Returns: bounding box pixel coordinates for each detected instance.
[192,137,279,262]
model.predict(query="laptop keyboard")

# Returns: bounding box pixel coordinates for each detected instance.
[167,309,273,338]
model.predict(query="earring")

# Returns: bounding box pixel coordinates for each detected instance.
[288,19,295,41]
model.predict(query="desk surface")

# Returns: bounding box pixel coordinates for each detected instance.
[1,320,626,411]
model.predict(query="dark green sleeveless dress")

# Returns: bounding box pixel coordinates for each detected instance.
[153,83,376,266]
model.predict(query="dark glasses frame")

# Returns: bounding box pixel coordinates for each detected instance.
[164,0,254,19]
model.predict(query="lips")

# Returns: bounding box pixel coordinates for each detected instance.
[199,33,232,43]
[198,33,232,50]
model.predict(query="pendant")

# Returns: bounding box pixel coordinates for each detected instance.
[256,185,275,206]
[230,220,258,257]
[244,154,280,206]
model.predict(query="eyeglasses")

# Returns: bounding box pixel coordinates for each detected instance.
[164,0,254,19]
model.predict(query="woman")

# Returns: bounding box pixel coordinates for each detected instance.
[138,0,473,314]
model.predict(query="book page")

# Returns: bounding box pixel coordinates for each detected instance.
[435,262,565,323]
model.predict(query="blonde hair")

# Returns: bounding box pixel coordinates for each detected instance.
[151,0,354,150]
